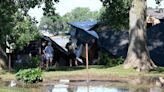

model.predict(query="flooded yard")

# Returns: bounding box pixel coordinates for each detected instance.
[0,78,164,92]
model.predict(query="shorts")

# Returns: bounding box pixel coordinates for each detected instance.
[45,54,53,61]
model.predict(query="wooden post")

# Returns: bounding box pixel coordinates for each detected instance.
[85,43,89,82]
[87,84,89,92]
[8,53,11,72]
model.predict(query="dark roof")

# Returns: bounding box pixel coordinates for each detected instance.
[98,23,164,66]
[147,22,164,66]
[98,30,129,57]
[147,8,164,19]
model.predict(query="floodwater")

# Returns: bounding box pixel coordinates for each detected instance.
[0,78,164,92]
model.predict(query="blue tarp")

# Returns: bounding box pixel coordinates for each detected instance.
[68,21,99,39]
[68,21,97,31]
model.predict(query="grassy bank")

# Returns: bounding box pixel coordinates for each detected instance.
[0,65,164,81]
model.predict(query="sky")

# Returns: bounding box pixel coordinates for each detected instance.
[28,0,102,24]
[28,0,164,24]
[147,0,164,8]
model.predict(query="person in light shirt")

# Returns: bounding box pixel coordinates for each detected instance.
[44,42,54,68]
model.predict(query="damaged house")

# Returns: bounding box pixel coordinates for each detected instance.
[68,21,99,64]
[40,14,164,67]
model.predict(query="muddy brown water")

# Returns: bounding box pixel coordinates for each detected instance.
[0,77,164,92]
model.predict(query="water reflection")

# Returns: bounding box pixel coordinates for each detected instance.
[129,87,164,92]
[42,83,163,92]
[1,77,164,92]
[76,86,129,92]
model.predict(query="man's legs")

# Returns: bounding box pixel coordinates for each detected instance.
[69,59,72,67]
[75,59,78,66]
[49,57,53,66]
[41,55,45,68]
[46,57,49,69]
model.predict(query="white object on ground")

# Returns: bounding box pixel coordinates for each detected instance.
[59,79,70,83]
[9,80,17,87]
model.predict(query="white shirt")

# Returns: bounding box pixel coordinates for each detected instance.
[44,45,54,55]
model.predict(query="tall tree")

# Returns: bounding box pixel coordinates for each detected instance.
[0,0,59,69]
[101,0,163,71]
[124,0,156,71]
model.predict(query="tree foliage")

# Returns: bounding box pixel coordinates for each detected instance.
[100,0,132,29]
[0,0,59,69]
[39,7,102,32]
[39,15,64,33]
[63,7,101,31]
[0,0,59,49]
[11,11,40,50]
[63,7,100,22]
[0,1,17,45]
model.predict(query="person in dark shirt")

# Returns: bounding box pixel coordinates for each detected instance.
[65,39,77,67]
[40,41,46,68]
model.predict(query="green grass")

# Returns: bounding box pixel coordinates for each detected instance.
[0,65,164,81]
[43,65,164,78]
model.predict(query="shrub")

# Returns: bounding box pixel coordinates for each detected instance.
[29,56,40,68]
[98,52,124,67]
[14,56,40,70]
[16,68,43,83]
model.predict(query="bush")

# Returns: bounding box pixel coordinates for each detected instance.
[14,56,40,70]
[29,56,40,68]
[16,68,43,83]
[98,52,124,67]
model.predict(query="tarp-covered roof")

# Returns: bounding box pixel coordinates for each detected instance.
[68,21,99,39]
[68,21,97,31]
[84,30,99,39]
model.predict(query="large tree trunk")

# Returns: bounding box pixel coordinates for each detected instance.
[0,45,7,70]
[124,0,156,71]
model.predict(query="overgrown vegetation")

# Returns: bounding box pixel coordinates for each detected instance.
[100,0,132,29]
[16,68,43,83]
[0,0,59,69]
[29,56,40,68]
[98,52,124,67]
[14,56,40,70]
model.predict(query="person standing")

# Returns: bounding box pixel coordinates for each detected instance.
[40,41,46,68]
[44,42,54,69]
[65,39,77,67]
